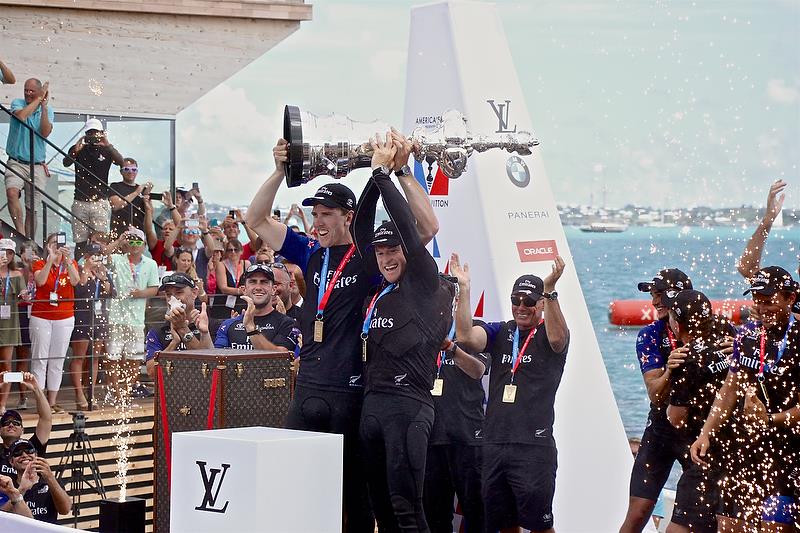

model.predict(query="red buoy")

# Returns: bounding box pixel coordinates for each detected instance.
[608,299,752,326]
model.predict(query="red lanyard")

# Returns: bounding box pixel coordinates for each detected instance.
[316,244,356,317]
[758,331,767,377]
[511,321,542,375]
[666,328,677,350]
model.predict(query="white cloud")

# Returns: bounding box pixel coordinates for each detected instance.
[766,78,799,104]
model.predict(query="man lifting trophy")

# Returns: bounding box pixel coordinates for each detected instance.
[282,105,540,187]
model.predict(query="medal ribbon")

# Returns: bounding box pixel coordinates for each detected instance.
[361,283,396,339]
[436,320,457,378]
[316,244,357,320]
[224,260,242,288]
[757,314,795,380]
[510,320,543,383]
[666,327,677,351]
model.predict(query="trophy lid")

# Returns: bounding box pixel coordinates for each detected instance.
[283,105,305,188]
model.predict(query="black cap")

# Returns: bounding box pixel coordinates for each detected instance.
[241,263,275,282]
[512,274,545,299]
[301,183,356,211]
[371,221,402,247]
[669,289,712,325]
[638,268,692,294]
[158,273,196,292]
[0,409,22,425]
[9,439,36,456]
[743,266,797,297]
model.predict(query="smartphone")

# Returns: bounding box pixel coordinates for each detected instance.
[273,209,281,217]
[192,182,199,190]
[3,371,23,383]
[56,232,67,246]
[228,210,235,218]
[186,219,200,228]
[150,192,163,201]
[210,218,219,227]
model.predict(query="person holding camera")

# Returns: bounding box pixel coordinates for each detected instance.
[29,233,80,413]
[63,118,125,256]
[8,438,70,523]
[108,157,149,239]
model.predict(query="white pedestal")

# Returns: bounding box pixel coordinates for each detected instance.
[170,427,343,533]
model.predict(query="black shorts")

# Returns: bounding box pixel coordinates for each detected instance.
[483,443,557,532]
[671,463,722,532]
[424,443,484,533]
[629,419,685,501]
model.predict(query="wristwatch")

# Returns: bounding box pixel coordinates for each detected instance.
[10,495,23,504]
[182,331,196,343]
[373,165,392,176]
[246,328,261,337]
[546,291,559,301]
[395,164,412,178]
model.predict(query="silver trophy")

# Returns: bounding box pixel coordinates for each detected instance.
[282,105,539,187]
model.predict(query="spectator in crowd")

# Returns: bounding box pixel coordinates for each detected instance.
[30,234,79,413]
[165,217,215,282]
[0,239,26,414]
[63,118,124,255]
[4,79,54,235]
[252,245,275,265]
[0,373,52,477]
[143,191,180,267]
[9,438,70,523]
[271,262,301,321]
[69,244,113,410]
[13,241,37,409]
[157,184,206,225]
[144,273,208,378]
[106,227,159,399]
[283,261,305,309]
[208,238,249,334]
[283,203,310,234]
[108,158,149,239]
[221,209,261,259]
[0,473,33,518]
[173,248,208,304]
[206,241,224,295]
[0,58,16,84]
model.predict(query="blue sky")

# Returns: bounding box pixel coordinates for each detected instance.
[176,0,800,210]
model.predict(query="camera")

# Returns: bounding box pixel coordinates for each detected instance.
[56,232,67,246]
[85,132,103,145]
[150,192,163,201]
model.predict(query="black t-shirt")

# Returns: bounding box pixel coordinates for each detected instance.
[482,320,569,446]
[669,319,737,438]
[108,181,145,237]
[214,311,299,351]
[636,319,682,437]
[429,341,489,446]
[23,479,59,523]
[145,322,202,363]
[66,144,116,202]
[280,232,376,393]
[285,303,303,323]
[0,434,47,477]
[362,259,454,407]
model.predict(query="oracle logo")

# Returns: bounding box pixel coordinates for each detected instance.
[516,240,558,262]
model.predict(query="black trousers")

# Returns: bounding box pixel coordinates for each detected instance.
[286,384,375,533]
[424,443,484,533]
[360,392,435,533]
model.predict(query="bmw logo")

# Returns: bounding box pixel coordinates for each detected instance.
[506,156,530,188]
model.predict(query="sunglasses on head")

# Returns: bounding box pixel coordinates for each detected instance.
[1,419,22,428]
[12,446,36,458]
[246,263,273,274]
[269,263,288,272]
[121,167,138,172]
[510,293,539,307]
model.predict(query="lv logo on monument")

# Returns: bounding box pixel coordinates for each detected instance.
[194,461,231,513]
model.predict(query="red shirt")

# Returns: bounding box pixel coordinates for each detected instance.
[150,240,169,267]
[32,259,78,320]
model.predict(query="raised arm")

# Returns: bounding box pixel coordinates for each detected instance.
[391,129,439,245]
[542,256,569,353]
[143,196,158,248]
[109,183,145,211]
[449,253,488,353]
[245,139,290,251]
[445,340,486,380]
[0,59,15,84]
[12,81,48,122]
[737,179,786,278]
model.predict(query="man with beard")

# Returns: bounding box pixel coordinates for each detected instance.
[245,134,437,532]
[271,262,302,321]
[212,264,298,351]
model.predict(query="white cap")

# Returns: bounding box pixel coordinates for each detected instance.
[0,239,16,252]
[84,118,103,133]
[127,226,146,241]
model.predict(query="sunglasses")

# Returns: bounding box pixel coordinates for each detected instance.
[510,294,540,307]
[246,264,273,274]
[269,263,288,272]
[1,419,22,428]
[127,240,145,246]
[121,167,138,172]
[225,248,238,253]
[183,229,201,235]
[12,446,37,458]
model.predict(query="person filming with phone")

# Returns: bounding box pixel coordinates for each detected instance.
[64,118,125,256]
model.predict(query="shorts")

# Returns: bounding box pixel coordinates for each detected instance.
[71,199,111,242]
[71,322,108,342]
[483,443,557,532]
[629,419,686,500]
[19,306,31,346]
[4,159,48,195]
[107,324,145,361]
[671,463,722,532]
